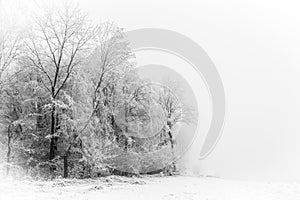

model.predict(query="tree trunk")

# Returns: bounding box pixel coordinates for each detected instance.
[49,104,56,174]
[63,155,68,178]
[6,125,11,176]
[63,145,71,178]
[168,130,174,149]
[168,128,176,172]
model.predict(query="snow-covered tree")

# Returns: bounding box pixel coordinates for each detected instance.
[20,2,98,176]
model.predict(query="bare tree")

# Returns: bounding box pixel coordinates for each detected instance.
[0,19,22,176]
[157,78,197,172]
[21,2,98,175]
[61,22,136,176]
[57,22,134,178]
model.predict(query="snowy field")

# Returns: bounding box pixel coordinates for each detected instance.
[0,175,300,200]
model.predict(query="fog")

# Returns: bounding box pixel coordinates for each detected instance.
[2,0,300,181]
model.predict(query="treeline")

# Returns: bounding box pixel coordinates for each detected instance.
[0,3,193,179]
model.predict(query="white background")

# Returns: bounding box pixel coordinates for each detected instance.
[1,0,300,182]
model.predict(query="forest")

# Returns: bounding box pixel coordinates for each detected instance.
[0,2,194,179]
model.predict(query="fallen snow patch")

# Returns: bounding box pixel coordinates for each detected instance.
[0,176,299,200]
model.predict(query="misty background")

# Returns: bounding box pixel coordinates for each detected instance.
[1,0,300,182]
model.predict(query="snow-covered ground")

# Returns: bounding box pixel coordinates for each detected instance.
[0,175,300,200]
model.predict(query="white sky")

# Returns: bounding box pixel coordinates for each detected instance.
[2,0,300,181]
